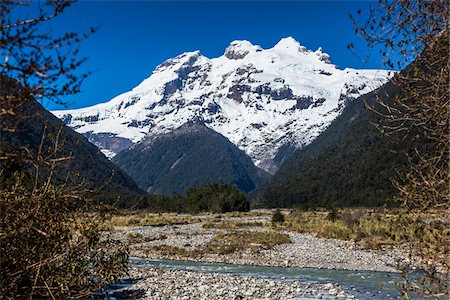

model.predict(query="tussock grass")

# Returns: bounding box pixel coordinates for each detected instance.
[281,211,354,240]
[126,232,143,240]
[151,244,193,257]
[202,221,267,229]
[125,232,164,243]
[203,231,291,254]
[223,210,272,218]
[281,209,393,243]
[103,213,202,228]
[280,208,448,250]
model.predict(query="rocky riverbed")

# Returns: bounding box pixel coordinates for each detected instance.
[106,210,405,299]
[115,268,359,300]
[108,211,403,273]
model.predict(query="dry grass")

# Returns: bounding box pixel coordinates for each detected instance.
[202,221,267,229]
[203,230,291,254]
[150,244,193,257]
[280,209,393,244]
[125,232,167,244]
[101,209,447,254]
[102,213,202,228]
[279,211,353,240]
[279,208,448,250]
[222,210,273,218]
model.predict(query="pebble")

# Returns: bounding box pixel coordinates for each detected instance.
[107,212,406,299]
[111,213,402,273]
[119,268,356,300]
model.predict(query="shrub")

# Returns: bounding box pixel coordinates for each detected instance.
[205,231,291,254]
[272,209,285,223]
[0,173,128,299]
[183,183,250,213]
[202,221,266,229]
[340,210,364,228]
[0,2,128,298]
[151,245,192,257]
[326,207,340,222]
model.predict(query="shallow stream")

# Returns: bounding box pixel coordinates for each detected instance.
[127,256,401,299]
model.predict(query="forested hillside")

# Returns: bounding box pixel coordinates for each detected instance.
[0,95,144,197]
[259,80,404,208]
[113,122,269,195]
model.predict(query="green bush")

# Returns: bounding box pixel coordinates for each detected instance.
[182,183,250,213]
[272,209,285,223]
[104,183,251,214]
[326,207,340,222]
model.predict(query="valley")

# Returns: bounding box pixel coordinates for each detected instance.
[2,1,447,299]
[99,208,436,299]
[52,37,391,191]
[106,209,404,271]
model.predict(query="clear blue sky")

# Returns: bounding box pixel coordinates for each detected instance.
[42,1,383,110]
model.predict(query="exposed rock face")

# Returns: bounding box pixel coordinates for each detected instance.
[53,37,392,173]
[83,132,133,158]
[224,40,263,59]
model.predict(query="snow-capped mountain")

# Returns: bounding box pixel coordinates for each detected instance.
[52,37,392,173]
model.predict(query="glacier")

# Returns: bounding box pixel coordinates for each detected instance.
[52,37,392,173]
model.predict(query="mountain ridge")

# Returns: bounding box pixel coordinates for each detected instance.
[52,37,392,173]
[0,97,144,198]
[112,122,269,195]
[257,78,404,208]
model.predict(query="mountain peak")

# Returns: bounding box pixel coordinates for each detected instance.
[113,118,268,195]
[314,47,332,64]
[224,40,262,59]
[273,37,308,54]
[53,37,392,173]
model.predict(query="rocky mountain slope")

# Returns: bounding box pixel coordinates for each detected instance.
[257,36,449,208]
[53,37,392,173]
[112,122,269,195]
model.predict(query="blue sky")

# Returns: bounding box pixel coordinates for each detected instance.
[41,1,384,110]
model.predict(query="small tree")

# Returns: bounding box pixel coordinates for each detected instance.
[0,1,95,106]
[0,1,128,298]
[326,207,340,222]
[272,209,285,223]
[350,1,449,297]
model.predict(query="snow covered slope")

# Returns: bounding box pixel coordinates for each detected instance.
[53,37,392,173]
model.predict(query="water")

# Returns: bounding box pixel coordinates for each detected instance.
[129,256,401,299]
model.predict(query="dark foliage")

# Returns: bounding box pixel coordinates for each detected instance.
[350,0,449,295]
[0,96,144,197]
[258,79,404,208]
[271,209,285,223]
[113,122,269,195]
[0,1,95,105]
[0,174,129,299]
[182,183,250,213]
[96,183,250,214]
[0,3,131,297]
[326,207,340,222]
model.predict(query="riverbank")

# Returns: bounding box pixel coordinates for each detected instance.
[106,210,404,273]
[103,210,409,299]
[116,268,358,300]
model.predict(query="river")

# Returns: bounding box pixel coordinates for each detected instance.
[120,256,402,299]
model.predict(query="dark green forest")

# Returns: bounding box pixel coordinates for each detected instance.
[113,122,269,195]
[0,92,144,197]
[98,182,250,213]
[257,80,406,208]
